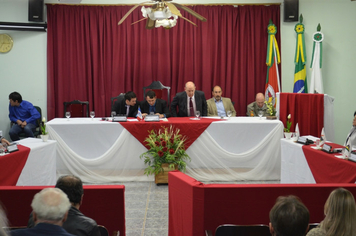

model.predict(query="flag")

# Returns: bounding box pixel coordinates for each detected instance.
[265,20,281,106]
[309,24,324,94]
[137,106,143,121]
[293,15,308,93]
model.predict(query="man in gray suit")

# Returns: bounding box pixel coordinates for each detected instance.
[207,85,236,117]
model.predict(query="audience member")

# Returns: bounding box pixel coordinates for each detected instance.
[269,195,310,236]
[12,188,74,236]
[140,90,170,118]
[0,136,10,146]
[28,175,100,236]
[344,111,356,150]
[8,91,40,141]
[112,91,138,117]
[246,92,269,117]
[306,188,356,236]
[206,85,236,117]
[170,81,207,117]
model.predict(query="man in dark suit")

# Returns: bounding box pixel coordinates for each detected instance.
[170,81,207,117]
[140,90,170,118]
[112,91,138,117]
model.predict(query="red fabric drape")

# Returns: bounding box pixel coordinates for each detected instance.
[47,5,280,119]
[279,93,324,137]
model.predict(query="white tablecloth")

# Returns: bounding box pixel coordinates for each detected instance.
[47,117,283,182]
[16,138,57,186]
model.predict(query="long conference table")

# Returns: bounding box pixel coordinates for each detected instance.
[281,138,356,183]
[0,138,57,186]
[47,117,283,182]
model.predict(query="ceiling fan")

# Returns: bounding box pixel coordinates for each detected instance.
[118,0,207,29]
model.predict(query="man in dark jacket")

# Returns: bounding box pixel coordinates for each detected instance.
[28,175,100,236]
[140,90,170,118]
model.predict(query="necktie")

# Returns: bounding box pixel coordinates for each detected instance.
[189,97,194,117]
[126,105,130,117]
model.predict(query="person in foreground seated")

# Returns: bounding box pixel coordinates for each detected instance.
[12,188,74,236]
[269,195,310,236]
[28,175,100,236]
[112,91,138,117]
[246,92,269,117]
[170,81,207,117]
[0,136,10,146]
[344,111,356,150]
[8,91,40,141]
[140,90,170,118]
[206,85,236,117]
[306,188,356,236]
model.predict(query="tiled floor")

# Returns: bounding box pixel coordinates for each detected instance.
[121,180,280,236]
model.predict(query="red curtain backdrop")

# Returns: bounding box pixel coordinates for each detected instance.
[47,5,280,119]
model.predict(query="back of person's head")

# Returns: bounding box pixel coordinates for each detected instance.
[269,195,310,236]
[321,188,356,236]
[125,91,136,101]
[146,90,156,98]
[55,175,83,205]
[9,92,22,103]
[31,188,71,222]
[0,203,9,236]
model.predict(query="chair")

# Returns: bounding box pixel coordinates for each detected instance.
[98,225,109,236]
[10,105,42,138]
[308,223,319,232]
[206,224,271,236]
[63,100,89,117]
[111,93,125,112]
[143,81,171,106]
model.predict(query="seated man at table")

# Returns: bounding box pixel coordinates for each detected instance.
[269,195,310,236]
[28,175,100,236]
[170,81,207,117]
[0,136,10,146]
[246,92,269,117]
[344,110,356,150]
[8,91,40,141]
[112,91,138,117]
[140,90,170,118]
[12,188,73,236]
[207,85,236,117]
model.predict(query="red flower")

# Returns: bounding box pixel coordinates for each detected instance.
[169,149,175,154]
[162,147,168,152]
[170,138,174,144]
[158,151,164,157]
[160,138,164,141]
[161,141,167,147]
[155,141,160,146]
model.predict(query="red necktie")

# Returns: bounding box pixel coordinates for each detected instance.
[189,97,194,117]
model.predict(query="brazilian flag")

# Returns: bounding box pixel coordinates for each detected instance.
[293,16,308,93]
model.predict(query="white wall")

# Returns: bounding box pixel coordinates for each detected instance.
[0,0,355,144]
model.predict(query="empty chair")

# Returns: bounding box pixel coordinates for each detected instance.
[98,225,109,236]
[111,93,125,112]
[206,224,271,236]
[10,105,42,138]
[63,100,89,117]
[143,81,171,106]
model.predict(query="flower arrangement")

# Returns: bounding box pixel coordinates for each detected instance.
[264,101,276,116]
[284,114,292,133]
[41,117,48,135]
[140,125,191,176]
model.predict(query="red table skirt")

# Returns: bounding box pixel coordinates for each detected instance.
[0,145,30,186]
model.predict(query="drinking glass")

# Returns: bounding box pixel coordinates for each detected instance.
[90,111,95,120]
[65,111,71,121]
[195,111,200,120]
[258,110,263,119]
[111,111,116,118]
[227,111,232,119]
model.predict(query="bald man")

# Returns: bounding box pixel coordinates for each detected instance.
[246,93,269,117]
[170,81,207,117]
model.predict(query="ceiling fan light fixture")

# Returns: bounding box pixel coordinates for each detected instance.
[153,10,167,20]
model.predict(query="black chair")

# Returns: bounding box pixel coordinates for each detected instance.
[63,100,89,117]
[98,225,109,236]
[143,81,171,106]
[111,93,125,112]
[206,224,271,236]
[10,105,42,138]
